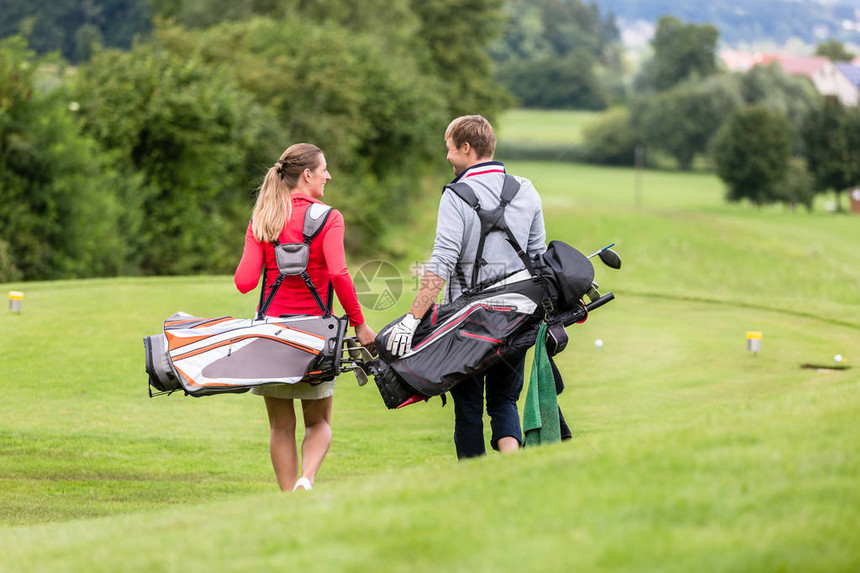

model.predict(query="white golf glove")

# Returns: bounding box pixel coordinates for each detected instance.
[386,313,421,357]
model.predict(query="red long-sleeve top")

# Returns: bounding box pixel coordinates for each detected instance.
[234,194,365,326]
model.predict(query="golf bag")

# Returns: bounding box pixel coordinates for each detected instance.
[144,204,349,397]
[371,175,602,409]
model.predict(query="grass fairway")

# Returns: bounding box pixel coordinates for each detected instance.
[497,108,604,145]
[2,157,859,571]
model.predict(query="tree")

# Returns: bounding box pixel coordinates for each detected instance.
[0,35,128,281]
[639,16,719,92]
[802,98,860,211]
[740,63,822,155]
[777,158,816,212]
[0,0,151,62]
[490,0,552,63]
[156,17,449,253]
[410,0,510,119]
[493,0,621,67]
[491,0,622,109]
[498,50,608,110]
[815,39,856,62]
[632,74,743,170]
[151,0,422,49]
[160,0,510,128]
[74,40,279,275]
[151,0,503,122]
[711,106,794,206]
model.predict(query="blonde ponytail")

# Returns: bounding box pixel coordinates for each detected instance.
[250,143,322,243]
[251,167,292,243]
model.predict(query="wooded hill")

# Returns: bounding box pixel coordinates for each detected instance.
[591,0,860,46]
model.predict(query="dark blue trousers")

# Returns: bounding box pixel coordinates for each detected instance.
[449,353,526,459]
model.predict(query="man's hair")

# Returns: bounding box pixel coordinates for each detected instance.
[445,115,496,159]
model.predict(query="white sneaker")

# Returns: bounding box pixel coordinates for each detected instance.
[293,477,313,491]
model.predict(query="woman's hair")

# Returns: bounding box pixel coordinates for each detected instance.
[251,143,323,243]
[445,115,496,159]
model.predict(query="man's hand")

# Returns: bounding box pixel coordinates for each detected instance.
[385,314,420,357]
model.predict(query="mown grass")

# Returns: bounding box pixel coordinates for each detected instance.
[497,108,604,145]
[1,292,857,571]
[0,277,454,526]
[1,117,859,571]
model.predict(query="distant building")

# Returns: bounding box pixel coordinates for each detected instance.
[719,49,759,72]
[758,54,830,78]
[833,62,860,106]
[721,51,860,107]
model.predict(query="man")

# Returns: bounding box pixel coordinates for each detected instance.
[386,115,547,459]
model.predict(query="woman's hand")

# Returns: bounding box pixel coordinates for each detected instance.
[354,322,377,356]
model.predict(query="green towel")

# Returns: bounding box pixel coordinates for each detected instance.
[523,322,561,447]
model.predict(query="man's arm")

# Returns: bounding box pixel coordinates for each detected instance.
[409,189,465,317]
[386,270,445,356]
[386,192,463,356]
[409,269,446,320]
[525,182,548,256]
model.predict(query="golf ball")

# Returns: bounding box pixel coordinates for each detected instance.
[834,354,843,363]
[595,339,604,349]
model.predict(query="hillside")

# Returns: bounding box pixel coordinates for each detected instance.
[592,0,860,46]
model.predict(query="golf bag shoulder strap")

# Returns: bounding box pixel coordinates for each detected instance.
[257,205,334,320]
[303,203,333,243]
[443,182,480,290]
[301,204,334,314]
[444,181,479,209]
[444,175,537,289]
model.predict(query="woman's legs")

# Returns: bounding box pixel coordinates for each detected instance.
[263,396,298,491]
[299,396,333,485]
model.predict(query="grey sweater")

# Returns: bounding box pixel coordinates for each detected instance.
[428,161,547,303]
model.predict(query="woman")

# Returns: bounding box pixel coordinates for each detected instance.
[234,143,376,492]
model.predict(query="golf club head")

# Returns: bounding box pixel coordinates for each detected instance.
[598,248,621,269]
[344,337,375,362]
[344,337,362,360]
[354,367,368,386]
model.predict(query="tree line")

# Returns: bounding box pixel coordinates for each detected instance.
[0,0,508,282]
[0,0,623,109]
[2,2,857,282]
[1,0,626,282]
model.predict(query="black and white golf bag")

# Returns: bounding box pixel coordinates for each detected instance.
[370,175,607,409]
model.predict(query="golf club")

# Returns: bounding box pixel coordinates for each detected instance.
[587,243,622,270]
